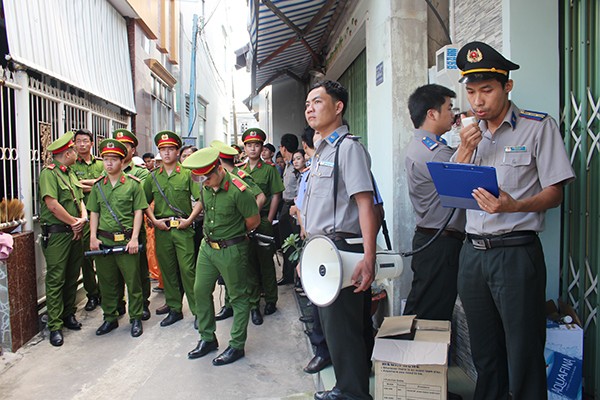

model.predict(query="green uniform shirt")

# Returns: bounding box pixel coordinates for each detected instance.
[232,166,263,199]
[39,161,83,225]
[124,162,150,181]
[202,171,258,240]
[242,160,284,212]
[87,174,148,244]
[143,164,200,218]
[71,155,104,203]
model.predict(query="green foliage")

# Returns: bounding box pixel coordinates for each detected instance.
[282,233,304,262]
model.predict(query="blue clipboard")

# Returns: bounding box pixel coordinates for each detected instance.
[426,162,499,210]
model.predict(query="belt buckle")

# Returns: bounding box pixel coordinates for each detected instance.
[471,238,488,250]
[169,218,180,228]
[113,233,125,241]
[209,241,220,250]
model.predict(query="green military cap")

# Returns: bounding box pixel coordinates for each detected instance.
[242,128,266,144]
[457,41,520,83]
[182,147,220,175]
[210,140,238,160]
[48,131,75,154]
[155,130,183,149]
[113,128,139,147]
[98,138,128,158]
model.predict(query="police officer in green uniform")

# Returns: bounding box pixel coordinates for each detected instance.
[88,139,148,337]
[71,128,104,311]
[241,128,284,325]
[112,129,151,320]
[39,131,88,347]
[210,140,266,321]
[183,147,260,365]
[144,131,202,327]
[453,41,576,399]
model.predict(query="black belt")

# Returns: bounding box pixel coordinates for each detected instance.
[97,229,132,241]
[43,224,72,234]
[467,231,537,250]
[416,226,465,242]
[205,235,247,250]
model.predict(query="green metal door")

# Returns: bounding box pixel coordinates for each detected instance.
[338,49,368,146]
[561,0,600,396]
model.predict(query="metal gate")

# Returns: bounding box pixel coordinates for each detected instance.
[561,0,600,396]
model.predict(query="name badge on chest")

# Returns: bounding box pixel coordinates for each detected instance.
[504,145,527,153]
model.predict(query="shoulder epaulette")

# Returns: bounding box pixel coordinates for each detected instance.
[520,110,548,121]
[236,169,248,179]
[127,174,141,183]
[47,163,56,170]
[347,134,361,141]
[421,137,439,151]
[231,177,247,192]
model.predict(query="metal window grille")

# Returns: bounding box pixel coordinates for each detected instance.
[561,0,600,396]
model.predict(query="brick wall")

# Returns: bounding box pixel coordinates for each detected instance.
[452,0,502,50]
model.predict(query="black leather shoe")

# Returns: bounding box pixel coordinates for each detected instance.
[304,355,332,374]
[188,339,219,359]
[212,346,244,366]
[131,319,143,337]
[63,314,82,330]
[84,296,99,311]
[96,320,119,336]
[117,303,126,316]
[314,387,344,400]
[156,304,170,315]
[264,302,277,315]
[160,310,183,327]
[142,306,151,321]
[49,330,63,347]
[215,306,233,321]
[299,315,314,323]
[277,278,293,286]
[251,308,263,325]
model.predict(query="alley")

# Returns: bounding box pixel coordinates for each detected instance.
[0,284,315,400]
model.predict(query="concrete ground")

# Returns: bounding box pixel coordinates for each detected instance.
[0,283,315,400]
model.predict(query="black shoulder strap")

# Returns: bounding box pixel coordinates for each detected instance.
[150,171,188,218]
[95,182,126,232]
[54,169,81,216]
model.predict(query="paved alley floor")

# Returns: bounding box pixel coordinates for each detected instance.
[0,283,315,400]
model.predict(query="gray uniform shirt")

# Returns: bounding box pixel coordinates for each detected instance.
[302,125,373,237]
[405,129,466,232]
[452,102,575,235]
[282,161,299,201]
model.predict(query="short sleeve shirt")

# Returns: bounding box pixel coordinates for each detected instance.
[143,164,200,218]
[202,171,259,240]
[70,156,104,203]
[302,125,374,236]
[405,129,466,232]
[455,102,575,235]
[88,174,148,245]
[232,167,264,199]
[39,161,83,225]
[282,161,299,201]
[242,160,284,213]
[124,162,150,181]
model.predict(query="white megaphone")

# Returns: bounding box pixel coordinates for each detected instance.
[300,235,403,307]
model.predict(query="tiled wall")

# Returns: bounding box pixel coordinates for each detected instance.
[453,0,503,50]
[0,232,38,352]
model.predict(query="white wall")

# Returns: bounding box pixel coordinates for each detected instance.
[271,79,306,147]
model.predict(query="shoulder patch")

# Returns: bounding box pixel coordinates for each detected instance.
[236,169,248,179]
[520,110,548,121]
[231,177,247,192]
[47,163,56,170]
[127,174,141,183]
[347,134,361,141]
[421,137,439,151]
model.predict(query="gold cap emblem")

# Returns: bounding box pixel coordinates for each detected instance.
[161,134,169,140]
[467,48,483,63]
[116,132,123,138]
[107,142,114,148]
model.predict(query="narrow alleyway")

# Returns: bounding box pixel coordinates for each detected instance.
[0,282,315,400]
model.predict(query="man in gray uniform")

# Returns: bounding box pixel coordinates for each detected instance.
[453,41,575,399]
[404,84,465,321]
[302,80,378,400]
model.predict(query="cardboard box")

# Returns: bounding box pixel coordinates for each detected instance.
[372,315,451,400]
[545,300,583,400]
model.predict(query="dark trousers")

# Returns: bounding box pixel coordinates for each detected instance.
[279,201,299,282]
[319,287,372,400]
[403,232,462,320]
[458,237,547,400]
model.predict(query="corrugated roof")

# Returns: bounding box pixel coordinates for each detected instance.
[248,0,346,95]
